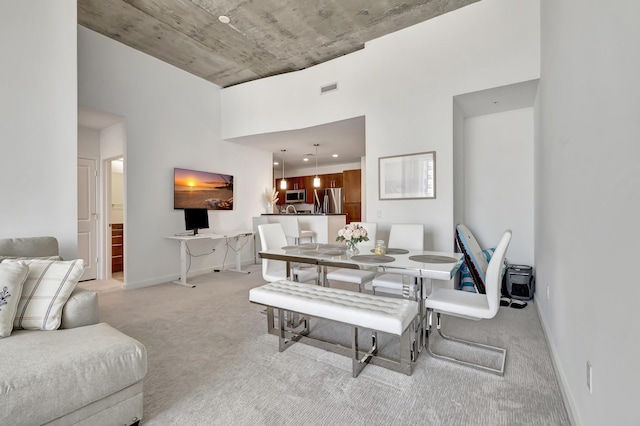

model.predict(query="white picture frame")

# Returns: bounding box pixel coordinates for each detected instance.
[378,151,436,200]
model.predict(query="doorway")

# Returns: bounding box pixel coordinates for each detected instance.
[108,157,125,282]
[78,106,126,284]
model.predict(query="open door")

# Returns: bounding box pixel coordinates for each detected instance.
[78,157,98,280]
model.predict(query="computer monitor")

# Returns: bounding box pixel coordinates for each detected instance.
[184,208,209,235]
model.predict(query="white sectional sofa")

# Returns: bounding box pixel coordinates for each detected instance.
[0,237,147,426]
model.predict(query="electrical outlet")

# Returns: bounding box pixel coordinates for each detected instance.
[377,210,382,219]
[547,285,550,300]
[587,361,593,393]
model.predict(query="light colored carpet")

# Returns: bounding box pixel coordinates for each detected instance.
[91,264,570,425]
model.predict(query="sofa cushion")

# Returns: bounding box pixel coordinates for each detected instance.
[0,236,59,258]
[0,262,29,338]
[0,255,62,263]
[0,323,147,425]
[3,259,84,330]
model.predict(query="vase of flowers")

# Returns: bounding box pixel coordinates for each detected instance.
[264,187,279,213]
[336,223,369,255]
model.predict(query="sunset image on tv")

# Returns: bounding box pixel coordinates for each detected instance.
[174,168,234,210]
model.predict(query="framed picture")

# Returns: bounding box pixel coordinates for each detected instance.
[174,168,234,210]
[378,151,436,200]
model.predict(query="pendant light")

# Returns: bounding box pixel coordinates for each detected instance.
[313,144,321,187]
[280,149,287,190]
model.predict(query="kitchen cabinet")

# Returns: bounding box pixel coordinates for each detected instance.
[274,179,286,205]
[324,173,342,188]
[343,169,361,223]
[289,177,304,190]
[343,169,361,203]
[305,176,317,203]
[275,177,306,205]
[344,203,361,224]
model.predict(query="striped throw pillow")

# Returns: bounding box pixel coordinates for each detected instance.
[4,259,84,331]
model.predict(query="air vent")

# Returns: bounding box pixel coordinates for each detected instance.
[320,82,338,94]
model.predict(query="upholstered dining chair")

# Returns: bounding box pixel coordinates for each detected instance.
[258,223,318,284]
[279,216,314,245]
[425,230,512,376]
[371,224,424,296]
[326,222,378,292]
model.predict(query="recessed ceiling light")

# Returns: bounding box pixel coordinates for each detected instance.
[303,158,309,162]
[332,154,339,158]
[219,15,230,24]
[273,161,279,166]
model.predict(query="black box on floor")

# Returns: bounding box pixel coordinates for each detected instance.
[504,265,535,300]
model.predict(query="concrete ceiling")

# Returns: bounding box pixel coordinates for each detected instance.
[78,0,479,88]
[77,0,479,170]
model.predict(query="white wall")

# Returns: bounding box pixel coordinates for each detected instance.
[78,126,100,159]
[78,27,272,288]
[0,0,78,260]
[111,171,124,224]
[463,108,534,266]
[221,0,540,251]
[285,162,361,178]
[538,1,640,424]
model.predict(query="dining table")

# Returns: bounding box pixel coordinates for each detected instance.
[258,242,464,353]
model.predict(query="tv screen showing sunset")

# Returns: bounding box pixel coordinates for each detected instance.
[174,168,233,210]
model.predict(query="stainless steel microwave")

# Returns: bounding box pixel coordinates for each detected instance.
[285,189,306,203]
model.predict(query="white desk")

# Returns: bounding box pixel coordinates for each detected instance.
[166,231,252,287]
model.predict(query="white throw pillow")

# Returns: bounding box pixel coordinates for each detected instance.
[0,262,29,337]
[4,259,85,331]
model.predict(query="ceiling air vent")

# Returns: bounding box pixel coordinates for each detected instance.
[320,82,338,94]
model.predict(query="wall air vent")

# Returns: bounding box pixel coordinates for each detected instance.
[320,82,338,94]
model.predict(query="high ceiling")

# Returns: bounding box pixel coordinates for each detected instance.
[78,0,478,88]
[77,0,479,169]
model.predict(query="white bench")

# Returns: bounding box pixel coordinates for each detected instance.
[249,280,419,377]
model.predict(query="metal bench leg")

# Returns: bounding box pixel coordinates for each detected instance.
[400,322,415,374]
[277,308,308,352]
[352,327,377,377]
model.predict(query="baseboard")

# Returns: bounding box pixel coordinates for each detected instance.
[535,301,580,426]
[123,259,256,290]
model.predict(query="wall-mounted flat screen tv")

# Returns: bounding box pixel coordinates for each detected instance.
[174,168,234,210]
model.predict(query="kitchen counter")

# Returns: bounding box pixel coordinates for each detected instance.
[261,214,346,244]
[261,213,346,216]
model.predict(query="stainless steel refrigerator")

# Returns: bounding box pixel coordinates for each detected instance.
[313,188,344,214]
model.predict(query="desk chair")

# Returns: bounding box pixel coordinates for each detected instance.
[279,216,314,245]
[326,222,378,292]
[258,223,318,284]
[425,230,512,376]
[371,224,424,296]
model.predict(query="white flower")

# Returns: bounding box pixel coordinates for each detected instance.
[336,223,369,245]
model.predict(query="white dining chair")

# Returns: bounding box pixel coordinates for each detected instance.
[279,216,314,245]
[425,230,511,375]
[252,216,270,264]
[326,222,378,292]
[258,223,318,284]
[371,224,424,296]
